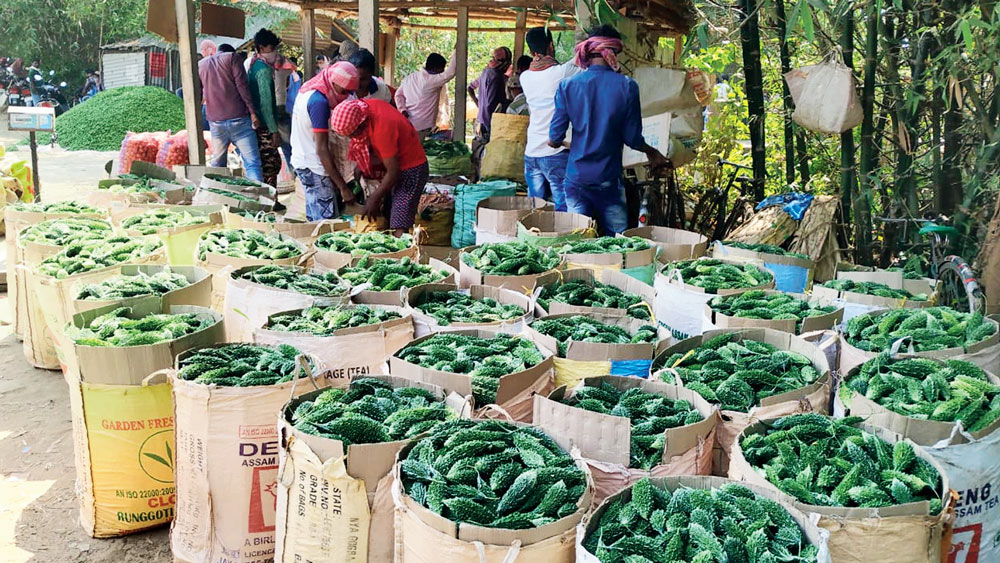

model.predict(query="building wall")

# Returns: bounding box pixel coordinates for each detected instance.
[101,52,146,89]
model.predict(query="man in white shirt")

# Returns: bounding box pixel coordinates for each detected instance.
[519,27,582,212]
[395,52,457,139]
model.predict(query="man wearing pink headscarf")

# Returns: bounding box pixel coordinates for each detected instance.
[289,61,360,220]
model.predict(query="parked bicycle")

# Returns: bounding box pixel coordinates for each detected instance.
[688,159,756,241]
[877,214,985,314]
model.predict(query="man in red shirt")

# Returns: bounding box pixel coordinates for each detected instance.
[331,98,429,236]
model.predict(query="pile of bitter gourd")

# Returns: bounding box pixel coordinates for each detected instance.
[197,229,303,260]
[339,256,447,291]
[121,209,210,235]
[413,291,524,326]
[740,414,943,511]
[19,217,112,246]
[76,269,191,300]
[267,305,402,335]
[37,236,164,279]
[236,265,346,296]
[844,307,997,352]
[461,242,560,276]
[400,419,587,529]
[67,306,215,347]
[394,333,546,404]
[177,343,308,387]
[291,378,455,443]
[553,236,651,255]
[537,279,651,320]
[315,231,413,256]
[665,259,773,293]
[656,333,821,412]
[530,315,658,357]
[820,279,927,300]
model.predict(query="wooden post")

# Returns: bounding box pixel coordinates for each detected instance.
[29,131,40,200]
[300,8,316,79]
[382,29,397,85]
[175,0,205,165]
[359,0,380,61]
[513,10,527,61]
[454,6,469,142]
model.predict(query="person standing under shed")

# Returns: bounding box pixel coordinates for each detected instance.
[247,28,284,188]
[548,25,667,235]
[520,27,581,212]
[349,49,394,103]
[331,99,429,237]
[290,62,360,220]
[395,52,457,139]
[199,46,264,181]
[469,46,512,175]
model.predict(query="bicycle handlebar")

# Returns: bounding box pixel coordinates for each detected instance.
[717,159,753,171]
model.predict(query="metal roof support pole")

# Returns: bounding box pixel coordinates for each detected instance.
[175,0,205,165]
[513,10,527,61]
[454,6,469,143]
[301,8,316,79]
[359,0,380,61]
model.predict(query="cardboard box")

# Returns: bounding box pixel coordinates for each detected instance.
[110,203,225,233]
[475,196,553,237]
[524,313,662,362]
[345,257,458,306]
[128,160,177,181]
[71,264,212,315]
[623,112,672,168]
[703,289,844,335]
[458,245,563,292]
[516,210,597,246]
[534,268,655,319]
[560,240,657,270]
[403,282,531,336]
[834,265,939,297]
[313,234,418,272]
[622,225,708,263]
[171,165,231,184]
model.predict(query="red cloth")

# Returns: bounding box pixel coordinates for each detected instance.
[149,52,167,79]
[573,37,624,71]
[529,54,558,72]
[302,61,359,108]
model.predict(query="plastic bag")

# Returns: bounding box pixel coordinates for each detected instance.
[789,54,862,134]
[156,130,210,168]
[118,131,168,174]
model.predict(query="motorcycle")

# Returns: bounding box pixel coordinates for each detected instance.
[5,76,30,107]
[36,70,70,115]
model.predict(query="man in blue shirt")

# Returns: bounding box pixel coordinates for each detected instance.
[548,25,667,235]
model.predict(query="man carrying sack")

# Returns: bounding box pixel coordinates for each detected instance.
[548,25,667,235]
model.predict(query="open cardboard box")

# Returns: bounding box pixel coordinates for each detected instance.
[533,375,717,466]
[704,289,844,335]
[534,268,655,319]
[516,210,596,246]
[524,312,663,363]
[622,225,708,263]
[475,196,552,238]
[403,282,532,332]
[345,257,457,306]
[458,244,563,292]
[314,233,418,272]
[70,265,212,315]
[388,328,554,410]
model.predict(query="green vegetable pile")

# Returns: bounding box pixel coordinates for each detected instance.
[76,269,191,300]
[9,200,105,215]
[422,140,472,176]
[722,240,809,259]
[197,229,303,261]
[413,291,524,326]
[461,242,561,276]
[233,210,279,222]
[656,333,821,412]
[842,354,1000,432]
[820,279,927,300]
[740,414,943,511]
[200,187,263,203]
[559,382,703,469]
[50,86,185,151]
[315,231,413,256]
[400,419,586,529]
[553,236,651,255]
[177,343,309,387]
[709,290,837,330]
[666,259,773,294]
[19,217,112,246]
[268,305,402,335]
[37,236,164,279]
[237,265,346,296]
[537,279,650,320]
[582,478,820,563]
[121,209,210,235]
[339,256,447,291]
[67,306,215,347]
[99,178,158,194]
[291,378,455,442]
[204,174,263,187]
[844,307,997,352]
[530,315,658,357]
[395,333,545,405]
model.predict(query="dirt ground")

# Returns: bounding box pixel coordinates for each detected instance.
[0,122,173,562]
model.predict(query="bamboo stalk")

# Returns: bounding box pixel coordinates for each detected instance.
[775,0,796,185]
[739,0,766,200]
[855,0,878,266]
[839,6,857,232]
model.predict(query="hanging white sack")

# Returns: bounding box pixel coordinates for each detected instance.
[789,54,863,134]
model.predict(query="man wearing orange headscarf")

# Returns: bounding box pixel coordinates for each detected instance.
[331,99,428,236]
[469,46,513,177]
[289,61,360,220]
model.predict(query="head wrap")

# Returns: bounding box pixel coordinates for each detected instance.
[529,53,559,72]
[302,61,359,108]
[487,47,513,72]
[199,40,218,58]
[331,99,381,179]
[573,37,623,71]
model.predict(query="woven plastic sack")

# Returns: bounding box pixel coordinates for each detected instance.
[450,180,518,248]
[790,54,863,134]
[157,131,211,168]
[118,131,168,174]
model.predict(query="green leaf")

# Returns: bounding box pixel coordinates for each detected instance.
[786,0,805,40]
[801,4,815,42]
[959,20,974,51]
[697,24,709,49]
[144,452,172,469]
[166,441,173,466]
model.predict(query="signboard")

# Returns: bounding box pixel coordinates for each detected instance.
[7,106,55,132]
[146,0,178,43]
[623,111,671,168]
[201,3,246,39]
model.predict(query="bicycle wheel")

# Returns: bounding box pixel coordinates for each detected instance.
[936,256,985,314]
